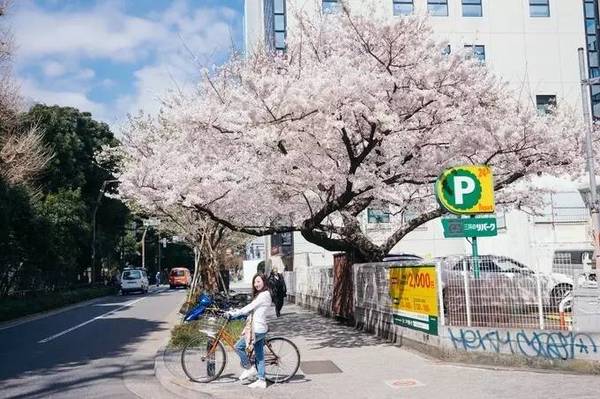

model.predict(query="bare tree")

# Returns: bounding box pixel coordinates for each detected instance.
[0,0,52,186]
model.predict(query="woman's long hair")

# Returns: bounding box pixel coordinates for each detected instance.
[251,273,269,298]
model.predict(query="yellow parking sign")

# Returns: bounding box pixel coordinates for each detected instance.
[435,165,495,215]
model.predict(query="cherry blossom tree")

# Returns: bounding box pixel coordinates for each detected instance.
[120,199,249,294]
[117,7,582,262]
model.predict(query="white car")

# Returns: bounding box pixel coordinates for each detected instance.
[120,268,149,295]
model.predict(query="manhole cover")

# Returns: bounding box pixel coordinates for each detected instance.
[385,379,425,389]
[300,360,342,374]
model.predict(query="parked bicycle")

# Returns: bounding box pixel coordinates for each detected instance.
[183,292,250,323]
[181,312,300,384]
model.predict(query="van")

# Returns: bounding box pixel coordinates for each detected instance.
[120,268,149,295]
[169,267,192,289]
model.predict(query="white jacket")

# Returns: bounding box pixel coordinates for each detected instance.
[229,290,272,334]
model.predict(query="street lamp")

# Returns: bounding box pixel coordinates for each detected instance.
[91,179,119,283]
[141,218,160,269]
[578,48,600,274]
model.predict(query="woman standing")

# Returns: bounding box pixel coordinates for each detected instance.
[226,273,272,389]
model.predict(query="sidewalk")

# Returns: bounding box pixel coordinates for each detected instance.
[155,304,599,399]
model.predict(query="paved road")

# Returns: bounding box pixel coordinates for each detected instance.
[0,286,185,399]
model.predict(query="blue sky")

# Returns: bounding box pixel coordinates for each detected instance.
[9,0,244,132]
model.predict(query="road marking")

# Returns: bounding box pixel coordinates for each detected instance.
[384,379,425,389]
[38,296,147,344]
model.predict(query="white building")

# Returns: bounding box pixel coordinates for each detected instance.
[244,0,599,273]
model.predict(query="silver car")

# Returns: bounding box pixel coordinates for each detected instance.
[439,255,573,310]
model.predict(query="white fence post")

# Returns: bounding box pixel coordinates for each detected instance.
[536,273,545,330]
[436,261,446,326]
[463,263,472,327]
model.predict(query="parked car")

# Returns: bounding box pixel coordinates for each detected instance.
[439,255,573,310]
[169,267,192,289]
[120,268,149,295]
[383,253,424,263]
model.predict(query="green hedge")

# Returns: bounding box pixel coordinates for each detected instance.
[170,318,245,349]
[0,286,117,322]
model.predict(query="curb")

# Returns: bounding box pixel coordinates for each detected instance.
[154,346,214,399]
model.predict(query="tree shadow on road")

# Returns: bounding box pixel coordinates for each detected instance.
[0,316,167,398]
[267,305,392,350]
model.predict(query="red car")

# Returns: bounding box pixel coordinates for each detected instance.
[169,267,191,289]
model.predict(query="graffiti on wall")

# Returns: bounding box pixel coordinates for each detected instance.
[448,328,598,360]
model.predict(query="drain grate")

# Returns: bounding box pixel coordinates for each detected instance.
[300,360,343,374]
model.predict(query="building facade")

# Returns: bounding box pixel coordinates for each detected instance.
[244,0,597,272]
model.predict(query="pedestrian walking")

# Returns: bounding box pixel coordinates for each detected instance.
[268,267,286,317]
[155,271,160,287]
[226,273,272,389]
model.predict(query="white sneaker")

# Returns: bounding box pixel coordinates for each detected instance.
[239,367,257,381]
[248,379,267,389]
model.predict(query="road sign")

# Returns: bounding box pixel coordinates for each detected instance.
[435,165,495,214]
[441,217,497,238]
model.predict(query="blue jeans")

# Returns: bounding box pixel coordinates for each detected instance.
[234,332,266,380]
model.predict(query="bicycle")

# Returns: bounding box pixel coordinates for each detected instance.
[181,312,300,384]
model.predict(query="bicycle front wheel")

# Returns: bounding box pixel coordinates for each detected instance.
[181,335,227,383]
[264,337,300,383]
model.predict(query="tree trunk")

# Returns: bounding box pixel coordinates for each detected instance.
[332,252,354,321]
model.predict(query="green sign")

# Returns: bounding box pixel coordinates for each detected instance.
[442,217,497,238]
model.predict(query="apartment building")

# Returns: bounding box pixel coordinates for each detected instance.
[243,0,597,272]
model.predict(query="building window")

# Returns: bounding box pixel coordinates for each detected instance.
[536,95,556,114]
[367,208,390,224]
[393,0,414,16]
[534,192,589,224]
[428,0,449,16]
[462,0,482,17]
[464,44,485,62]
[273,0,286,51]
[264,0,287,52]
[322,0,341,14]
[529,0,550,17]
[584,0,600,118]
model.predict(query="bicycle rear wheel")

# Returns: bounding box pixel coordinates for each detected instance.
[181,335,227,383]
[264,337,300,383]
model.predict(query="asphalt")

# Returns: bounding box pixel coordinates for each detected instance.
[0,285,186,399]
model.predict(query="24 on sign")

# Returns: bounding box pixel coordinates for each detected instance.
[407,272,435,289]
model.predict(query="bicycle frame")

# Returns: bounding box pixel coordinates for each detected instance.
[207,318,279,364]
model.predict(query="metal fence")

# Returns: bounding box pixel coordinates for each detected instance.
[441,255,574,330]
[286,255,593,332]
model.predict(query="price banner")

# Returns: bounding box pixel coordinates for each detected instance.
[388,264,439,335]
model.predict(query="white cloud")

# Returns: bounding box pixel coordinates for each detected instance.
[12,2,168,62]
[42,61,66,78]
[11,1,243,133]
[19,77,109,122]
[77,68,96,80]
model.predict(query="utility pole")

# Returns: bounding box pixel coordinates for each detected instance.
[578,48,600,282]
[91,179,119,283]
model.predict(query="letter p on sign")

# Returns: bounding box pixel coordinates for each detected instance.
[454,176,476,205]
[435,165,495,215]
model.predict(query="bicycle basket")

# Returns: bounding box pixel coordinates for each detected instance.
[196,316,226,336]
